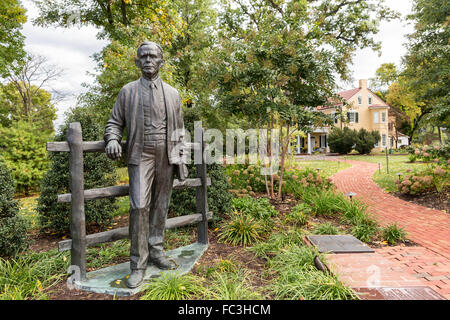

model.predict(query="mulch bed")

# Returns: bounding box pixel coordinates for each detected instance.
[393,188,449,213]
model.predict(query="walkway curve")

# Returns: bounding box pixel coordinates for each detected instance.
[331,159,450,260]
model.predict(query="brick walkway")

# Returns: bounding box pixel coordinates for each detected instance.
[326,246,450,299]
[326,159,450,299]
[331,160,450,259]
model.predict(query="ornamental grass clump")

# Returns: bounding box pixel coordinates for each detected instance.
[301,189,347,217]
[301,188,379,242]
[140,273,203,300]
[248,228,304,259]
[285,203,311,226]
[313,222,339,235]
[218,210,263,246]
[382,223,407,245]
[268,245,357,300]
[0,250,69,300]
[203,271,263,300]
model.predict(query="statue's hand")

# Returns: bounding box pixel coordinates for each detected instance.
[105,140,122,160]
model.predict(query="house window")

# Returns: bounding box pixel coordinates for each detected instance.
[358,95,362,105]
[347,111,359,123]
[373,112,379,123]
[330,112,338,124]
[368,95,373,105]
[381,112,386,122]
[382,134,386,147]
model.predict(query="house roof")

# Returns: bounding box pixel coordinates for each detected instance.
[316,86,390,111]
[339,88,361,101]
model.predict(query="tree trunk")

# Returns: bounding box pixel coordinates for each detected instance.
[269,115,274,199]
[278,124,290,199]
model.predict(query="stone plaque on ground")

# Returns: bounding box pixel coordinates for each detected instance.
[306,235,374,253]
[353,286,447,300]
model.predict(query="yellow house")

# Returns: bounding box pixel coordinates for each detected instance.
[295,79,393,154]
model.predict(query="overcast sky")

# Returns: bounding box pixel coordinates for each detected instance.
[20,0,415,129]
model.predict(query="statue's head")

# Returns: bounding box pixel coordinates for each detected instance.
[135,41,165,79]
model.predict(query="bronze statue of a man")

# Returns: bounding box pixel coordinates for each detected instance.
[104,41,187,288]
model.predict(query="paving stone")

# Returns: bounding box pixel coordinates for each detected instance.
[306,235,374,253]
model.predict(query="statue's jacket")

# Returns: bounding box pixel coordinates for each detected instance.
[104,77,186,166]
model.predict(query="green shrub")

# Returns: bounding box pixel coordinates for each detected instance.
[227,162,267,194]
[407,142,450,165]
[0,120,52,194]
[0,160,29,257]
[140,273,203,300]
[354,128,381,155]
[231,196,277,220]
[218,211,263,246]
[328,127,357,155]
[283,168,334,197]
[37,106,118,234]
[170,163,233,217]
[395,165,449,195]
[382,223,407,245]
[313,222,339,235]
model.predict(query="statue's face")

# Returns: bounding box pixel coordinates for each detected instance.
[136,44,163,78]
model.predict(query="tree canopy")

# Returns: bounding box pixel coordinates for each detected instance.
[0,0,27,78]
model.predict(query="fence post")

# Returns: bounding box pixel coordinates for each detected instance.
[67,122,86,280]
[195,128,209,244]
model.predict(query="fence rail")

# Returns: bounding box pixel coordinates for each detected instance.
[47,123,210,281]
[56,178,211,203]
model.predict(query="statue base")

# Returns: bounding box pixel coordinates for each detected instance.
[70,242,208,296]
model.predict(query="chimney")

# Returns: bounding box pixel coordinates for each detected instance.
[359,79,368,89]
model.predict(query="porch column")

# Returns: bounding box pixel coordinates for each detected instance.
[307,133,312,154]
[326,134,330,153]
[297,135,301,154]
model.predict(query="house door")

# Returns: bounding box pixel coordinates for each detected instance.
[310,137,316,149]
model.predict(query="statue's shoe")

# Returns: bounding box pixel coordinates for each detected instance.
[148,255,178,270]
[126,269,145,288]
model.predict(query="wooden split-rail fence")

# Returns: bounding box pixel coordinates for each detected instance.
[47,122,210,281]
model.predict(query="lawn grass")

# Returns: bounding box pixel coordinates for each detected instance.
[291,160,352,178]
[17,196,40,229]
[344,155,429,192]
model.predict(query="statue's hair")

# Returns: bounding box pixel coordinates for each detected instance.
[137,41,164,59]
